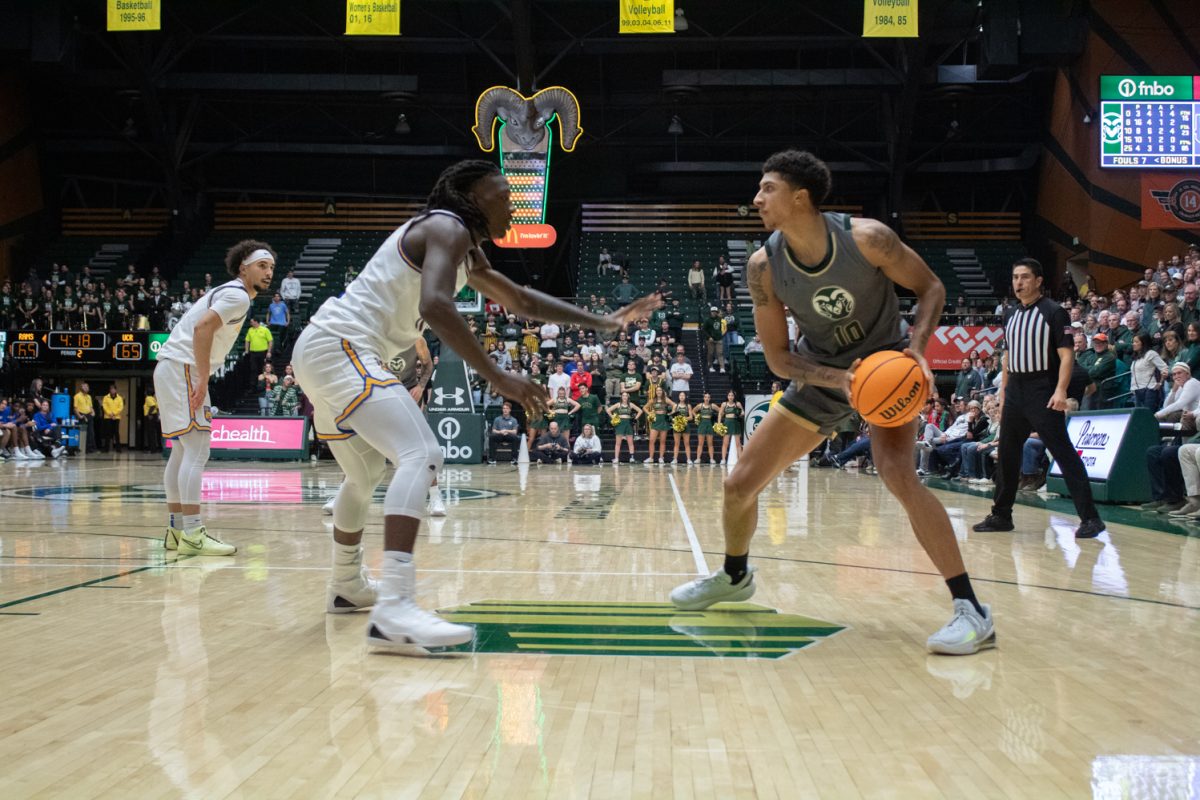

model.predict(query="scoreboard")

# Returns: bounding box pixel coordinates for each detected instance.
[3,330,168,365]
[1100,75,1199,168]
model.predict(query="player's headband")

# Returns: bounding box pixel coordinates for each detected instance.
[241,249,275,266]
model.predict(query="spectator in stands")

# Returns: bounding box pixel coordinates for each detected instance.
[147,286,169,329]
[280,270,302,314]
[632,318,656,347]
[534,420,570,464]
[100,384,124,453]
[594,296,613,316]
[714,256,735,302]
[597,247,612,277]
[539,319,560,357]
[1155,363,1200,422]
[569,357,592,400]
[1161,329,1183,371]
[499,314,523,358]
[73,381,96,453]
[702,306,726,372]
[669,351,694,395]
[579,332,602,360]
[613,275,639,307]
[1130,332,1168,410]
[745,334,764,354]
[961,402,1001,485]
[267,292,290,343]
[547,361,571,402]
[1086,333,1117,409]
[1142,417,1197,513]
[576,382,602,434]
[572,423,603,465]
[141,388,161,451]
[954,357,983,401]
[257,362,279,415]
[687,260,706,303]
[244,317,273,387]
[270,375,303,416]
[0,398,18,459]
[0,279,13,328]
[80,299,102,330]
[1181,323,1200,374]
[488,402,521,464]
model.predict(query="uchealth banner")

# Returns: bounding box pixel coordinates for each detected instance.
[619,0,674,34]
[926,326,1005,371]
[345,1,400,36]
[164,417,307,451]
[1141,174,1200,230]
[107,0,160,31]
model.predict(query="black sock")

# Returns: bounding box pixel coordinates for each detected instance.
[945,573,985,616]
[723,553,748,584]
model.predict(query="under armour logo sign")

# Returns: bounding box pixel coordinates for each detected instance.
[433,387,465,405]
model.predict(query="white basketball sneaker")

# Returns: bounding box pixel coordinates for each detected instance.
[163,527,181,551]
[366,561,473,652]
[176,526,237,557]
[669,566,757,611]
[427,487,447,517]
[926,599,996,655]
[322,497,335,515]
[327,564,378,613]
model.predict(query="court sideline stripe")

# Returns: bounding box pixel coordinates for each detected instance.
[0,565,158,610]
[668,474,709,575]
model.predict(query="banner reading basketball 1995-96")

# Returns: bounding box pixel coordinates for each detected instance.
[619,0,674,34]
[345,1,400,36]
[862,0,918,38]
[107,0,160,31]
[1142,174,1200,229]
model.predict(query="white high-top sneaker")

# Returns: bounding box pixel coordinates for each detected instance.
[366,560,473,652]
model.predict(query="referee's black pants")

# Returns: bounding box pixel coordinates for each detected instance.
[992,374,1099,522]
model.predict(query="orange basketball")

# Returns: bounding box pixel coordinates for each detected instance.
[849,351,929,428]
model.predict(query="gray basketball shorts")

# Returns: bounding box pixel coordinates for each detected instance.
[774,339,909,436]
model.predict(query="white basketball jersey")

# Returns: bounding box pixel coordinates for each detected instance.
[157,279,251,370]
[309,210,474,359]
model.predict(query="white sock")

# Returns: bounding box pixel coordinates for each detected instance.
[183,514,202,532]
[332,541,363,577]
[380,551,414,600]
[428,486,440,500]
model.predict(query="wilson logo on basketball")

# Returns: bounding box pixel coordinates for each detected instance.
[879,380,924,421]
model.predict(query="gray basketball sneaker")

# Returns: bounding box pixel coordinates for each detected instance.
[669,566,757,611]
[926,599,996,655]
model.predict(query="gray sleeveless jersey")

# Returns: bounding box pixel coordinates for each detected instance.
[763,212,902,367]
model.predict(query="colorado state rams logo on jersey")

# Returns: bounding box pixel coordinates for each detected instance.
[812,286,855,321]
[387,354,408,374]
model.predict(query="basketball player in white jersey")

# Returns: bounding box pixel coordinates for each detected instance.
[157,241,275,555]
[292,159,659,653]
[320,336,447,517]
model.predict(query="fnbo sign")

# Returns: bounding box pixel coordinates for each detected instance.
[1100,75,1194,101]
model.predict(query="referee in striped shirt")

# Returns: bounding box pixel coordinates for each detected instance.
[974,258,1105,538]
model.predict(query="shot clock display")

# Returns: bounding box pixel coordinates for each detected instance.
[4,330,164,364]
[1100,75,1199,168]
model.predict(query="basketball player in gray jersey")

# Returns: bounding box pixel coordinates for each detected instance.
[671,150,995,655]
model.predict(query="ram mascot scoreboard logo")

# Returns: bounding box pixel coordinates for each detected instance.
[471,86,581,248]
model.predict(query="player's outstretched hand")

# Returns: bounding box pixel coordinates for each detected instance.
[604,294,664,331]
[493,372,547,416]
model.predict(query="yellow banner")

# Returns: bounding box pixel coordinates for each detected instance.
[107,0,160,32]
[345,1,400,36]
[863,0,918,38]
[619,0,674,35]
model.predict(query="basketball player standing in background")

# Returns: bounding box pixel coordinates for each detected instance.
[293,159,660,653]
[670,150,995,655]
[156,240,275,556]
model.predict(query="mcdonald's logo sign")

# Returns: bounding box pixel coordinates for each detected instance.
[492,224,558,249]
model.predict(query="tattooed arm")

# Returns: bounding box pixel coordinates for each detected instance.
[853,218,945,356]
[745,248,846,389]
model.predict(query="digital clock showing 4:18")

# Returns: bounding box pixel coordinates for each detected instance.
[4,330,154,364]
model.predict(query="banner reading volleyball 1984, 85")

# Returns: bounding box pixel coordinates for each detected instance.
[107,0,160,31]
[863,0,918,38]
[345,1,401,36]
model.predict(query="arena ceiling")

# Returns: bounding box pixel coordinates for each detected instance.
[0,0,1080,208]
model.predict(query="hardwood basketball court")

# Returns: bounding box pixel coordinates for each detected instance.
[2,455,1197,798]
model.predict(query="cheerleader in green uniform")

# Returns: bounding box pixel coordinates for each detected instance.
[647,387,672,464]
[605,391,643,465]
[550,387,581,445]
[719,389,745,463]
[692,392,718,465]
[668,391,694,466]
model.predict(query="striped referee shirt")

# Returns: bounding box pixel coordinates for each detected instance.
[1003,296,1072,374]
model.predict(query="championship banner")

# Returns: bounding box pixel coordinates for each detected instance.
[619,0,674,34]
[926,325,1005,371]
[107,0,160,31]
[863,0,918,38]
[345,1,400,36]
[1141,174,1200,229]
